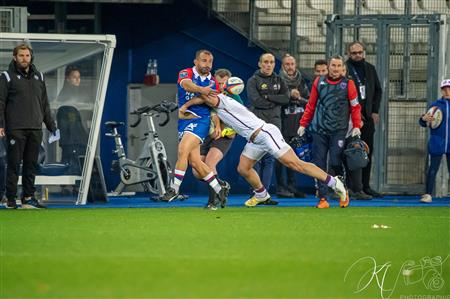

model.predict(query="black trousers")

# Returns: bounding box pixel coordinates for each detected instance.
[6,129,42,200]
[347,118,375,191]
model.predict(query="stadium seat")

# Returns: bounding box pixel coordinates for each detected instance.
[296,16,326,43]
[417,0,450,14]
[265,7,290,14]
[256,25,290,41]
[306,0,333,14]
[255,0,281,9]
[212,0,249,13]
[385,0,407,13]
[281,0,324,15]
[257,10,290,25]
[365,0,397,14]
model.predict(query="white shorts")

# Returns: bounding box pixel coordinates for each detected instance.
[241,123,291,161]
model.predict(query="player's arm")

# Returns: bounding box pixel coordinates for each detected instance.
[179,96,206,112]
[347,80,362,129]
[299,77,320,128]
[266,79,290,105]
[178,96,206,119]
[211,113,222,140]
[181,79,218,96]
[246,77,273,109]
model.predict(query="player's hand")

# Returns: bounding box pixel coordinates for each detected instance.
[212,125,222,140]
[0,128,4,137]
[372,113,380,125]
[297,126,305,137]
[179,104,187,114]
[422,113,434,123]
[351,127,361,137]
[200,86,218,96]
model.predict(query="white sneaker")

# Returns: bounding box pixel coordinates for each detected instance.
[332,176,349,208]
[420,194,432,203]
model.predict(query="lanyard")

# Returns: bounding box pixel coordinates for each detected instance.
[350,66,364,86]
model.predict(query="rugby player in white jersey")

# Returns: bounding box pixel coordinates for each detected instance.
[179,93,350,208]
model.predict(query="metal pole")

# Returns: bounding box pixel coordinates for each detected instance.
[374,20,389,192]
[248,0,256,47]
[402,0,412,98]
[289,0,298,55]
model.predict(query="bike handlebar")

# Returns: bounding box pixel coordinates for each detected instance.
[130,100,178,128]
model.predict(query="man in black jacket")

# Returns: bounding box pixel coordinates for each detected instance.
[346,41,383,198]
[247,53,289,203]
[0,139,6,201]
[0,44,57,209]
[275,54,310,198]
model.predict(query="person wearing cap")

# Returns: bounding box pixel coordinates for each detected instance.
[419,79,450,203]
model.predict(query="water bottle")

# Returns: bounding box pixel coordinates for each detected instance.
[144,58,157,86]
[152,59,158,76]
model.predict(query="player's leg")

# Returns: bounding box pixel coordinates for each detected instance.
[204,138,233,207]
[163,116,211,202]
[193,137,217,208]
[188,146,228,208]
[238,143,273,206]
[174,133,200,187]
[277,149,349,207]
[257,123,348,207]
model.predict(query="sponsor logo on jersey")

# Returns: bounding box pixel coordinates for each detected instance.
[179,70,189,79]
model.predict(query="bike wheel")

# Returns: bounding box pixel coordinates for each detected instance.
[158,158,172,190]
[141,156,171,194]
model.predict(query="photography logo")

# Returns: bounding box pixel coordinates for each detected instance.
[344,255,449,299]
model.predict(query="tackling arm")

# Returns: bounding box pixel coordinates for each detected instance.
[178,96,206,119]
[181,79,217,96]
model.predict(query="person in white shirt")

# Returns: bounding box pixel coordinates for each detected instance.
[179,93,350,208]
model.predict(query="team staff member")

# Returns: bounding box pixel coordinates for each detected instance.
[0,44,57,209]
[346,41,383,198]
[247,53,289,203]
[162,49,228,207]
[276,54,310,198]
[0,139,6,201]
[314,59,328,77]
[298,55,362,209]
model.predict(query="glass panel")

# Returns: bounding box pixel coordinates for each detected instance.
[0,39,105,202]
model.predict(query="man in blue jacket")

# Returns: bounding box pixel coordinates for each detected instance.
[419,79,450,203]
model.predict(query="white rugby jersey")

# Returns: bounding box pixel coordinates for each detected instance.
[215,94,265,141]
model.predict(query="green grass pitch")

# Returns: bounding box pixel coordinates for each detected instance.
[1,207,449,298]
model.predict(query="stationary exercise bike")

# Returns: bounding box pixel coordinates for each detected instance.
[105,100,180,200]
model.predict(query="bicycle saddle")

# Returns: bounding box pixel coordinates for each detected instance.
[105,121,125,128]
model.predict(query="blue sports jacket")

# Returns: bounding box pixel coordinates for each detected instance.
[419,98,450,155]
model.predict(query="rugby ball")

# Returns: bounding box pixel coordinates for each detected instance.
[225,77,245,95]
[427,106,443,129]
